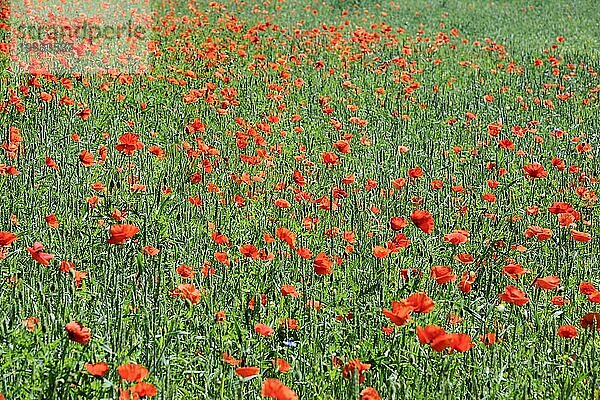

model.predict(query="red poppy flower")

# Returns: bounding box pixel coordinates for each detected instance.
[235,366,260,378]
[240,244,259,259]
[382,300,412,326]
[443,231,468,245]
[455,253,474,264]
[26,242,54,265]
[547,202,575,215]
[571,230,591,242]
[261,378,298,400]
[169,283,201,304]
[280,285,300,297]
[360,387,381,400]
[557,325,578,338]
[407,166,423,179]
[480,333,497,346]
[579,282,597,295]
[451,333,475,352]
[0,231,17,247]
[296,247,313,259]
[313,252,333,275]
[79,150,95,166]
[342,359,370,384]
[45,214,59,228]
[534,276,561,290]
[430,333,455,352]
[254,323,274,336]
[222,353,242,366]
[406,291,435,313]
[274,198,291,209]
[65,321,91,345]
[273,358,291,373]
[117,363,149,382]
[524,226,552,241]
[410,209,434,234]
[275,227,296,248]
[416,325,446,345]
[115,133,144,155]
[132,382,157,397]
[85,362,110,377]
[523,162,548,179]
[503,264,527,279]
[107,224,139,244]
[45,156,59,171]
[321,152,339,165]
[430,266,456,285]
[499,285,529,306]
[589,291,600,303]
[459,271,476,293]
[373,246,391,259]
[389,217,407,231]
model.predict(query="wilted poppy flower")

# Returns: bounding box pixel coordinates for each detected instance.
[117,363,149,382]
[557,325,578,338]
[580,313,600,331]
[26,242,54,265]
[410,209,434,234]
[261,378,298,400]
[85,362,110,377]
[480,333,497,346]
[65,321,91,345]
[235,366,260,378]
[499,285,529,306]
[107,224,139,244]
